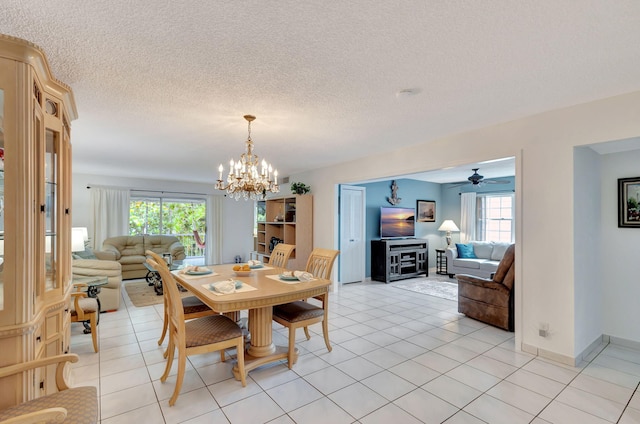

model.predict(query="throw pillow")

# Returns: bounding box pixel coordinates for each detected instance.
[75,248,98,260]
[456,243,477,259]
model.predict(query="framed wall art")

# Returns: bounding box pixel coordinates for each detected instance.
[618,177,640,228]
[416,200,436,222]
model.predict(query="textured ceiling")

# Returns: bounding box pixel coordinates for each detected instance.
[1,1,639,184]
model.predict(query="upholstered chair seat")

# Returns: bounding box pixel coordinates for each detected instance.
[0,354,98,424]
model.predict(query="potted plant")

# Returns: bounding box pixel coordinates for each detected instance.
[290,182,311,195]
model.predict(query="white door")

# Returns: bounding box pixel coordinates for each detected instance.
[339,185,366,284]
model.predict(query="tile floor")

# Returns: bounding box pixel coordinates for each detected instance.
[70,276,640,424]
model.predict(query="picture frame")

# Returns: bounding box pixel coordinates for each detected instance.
[416,200,436,222]
[618,177,640,228]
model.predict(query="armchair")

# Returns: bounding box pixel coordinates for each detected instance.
[72,258,122,311]
[456,243,515,331]
[0,354,98,423]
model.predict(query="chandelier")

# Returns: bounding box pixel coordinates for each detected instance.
[216,115,279,200]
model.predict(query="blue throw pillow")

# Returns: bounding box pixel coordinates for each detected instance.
[456,243,477,259]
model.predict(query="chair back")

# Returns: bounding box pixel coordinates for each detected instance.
[146,257,186,341]
[305,248,340,280]
[269,243,295,268]
[493,244,515,289]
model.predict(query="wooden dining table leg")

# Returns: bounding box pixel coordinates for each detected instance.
[232,306,294,380]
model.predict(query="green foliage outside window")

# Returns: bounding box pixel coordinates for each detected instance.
[129,198,206,237]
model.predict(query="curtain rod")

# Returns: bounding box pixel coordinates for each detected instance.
[86,184,207,196]
[458,189,515,195]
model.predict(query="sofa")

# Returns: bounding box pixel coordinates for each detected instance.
[445,241,512,279]
[72,254,123,311]
[98,235,186,280]
[456,243,515,331]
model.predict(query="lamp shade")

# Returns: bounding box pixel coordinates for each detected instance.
[71,228,86,252]
[438,220,460,233]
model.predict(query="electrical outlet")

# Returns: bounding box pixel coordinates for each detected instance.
[539,322,549,337]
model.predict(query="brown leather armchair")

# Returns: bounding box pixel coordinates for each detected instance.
[456,243,515,331]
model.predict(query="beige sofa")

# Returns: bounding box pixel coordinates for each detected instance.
[445,241,511,279]
[72,254,123,311]
[98,235,186,280]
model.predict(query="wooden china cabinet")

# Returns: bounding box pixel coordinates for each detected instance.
[0,34,77,409]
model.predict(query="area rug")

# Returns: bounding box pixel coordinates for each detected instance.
[124,280,191,307]
[392,275,458,301]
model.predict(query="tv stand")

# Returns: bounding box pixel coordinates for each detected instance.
[371,239,428,283]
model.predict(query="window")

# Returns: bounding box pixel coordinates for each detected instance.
[129,196,206,257]
[476,193,514,242]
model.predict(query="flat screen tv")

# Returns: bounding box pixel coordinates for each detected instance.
[380,207,415,238]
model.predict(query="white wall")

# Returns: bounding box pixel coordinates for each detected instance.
[573,146,603,356]
[601,148,640,341]
[72,173,255,264]
[289,90,640,362]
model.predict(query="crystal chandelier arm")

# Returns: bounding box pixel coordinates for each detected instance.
[215,115,279,200]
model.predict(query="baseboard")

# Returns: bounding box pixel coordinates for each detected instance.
[522,335,603,367]
[523,334,639,367]
[607,335,640,351]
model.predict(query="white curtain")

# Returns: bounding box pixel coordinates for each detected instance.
[206,195,223,264]
[89,187,130,250]
[460,192,477,243]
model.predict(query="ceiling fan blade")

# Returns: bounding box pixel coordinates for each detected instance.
[484,179,510,184]
[447,183,468,189]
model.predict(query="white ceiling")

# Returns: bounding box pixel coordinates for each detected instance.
[1,1,639,185]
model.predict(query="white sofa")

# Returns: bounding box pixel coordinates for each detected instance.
[445,241,512,279]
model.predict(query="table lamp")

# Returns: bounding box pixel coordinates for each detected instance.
[438,220,460,247]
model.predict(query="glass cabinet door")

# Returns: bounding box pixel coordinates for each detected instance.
[44,129,58,292]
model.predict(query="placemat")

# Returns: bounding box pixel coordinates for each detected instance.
[172,268,220,279]
[265,274,317,284]
[202,282,257,295]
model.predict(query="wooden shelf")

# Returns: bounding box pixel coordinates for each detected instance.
[254,195,312,269]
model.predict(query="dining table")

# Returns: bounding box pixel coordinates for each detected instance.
[172,263,331,380]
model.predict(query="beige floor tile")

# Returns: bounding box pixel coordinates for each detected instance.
[487,380,551,415]
[100,367,152,395]
[393,388,460,423]
[328,382,388,420]
[463,393,534,424]
[222,391,285,424]
[100,382,158,419]
[361,370,417,401]
[266,377,324,412]
[539,400,611,424]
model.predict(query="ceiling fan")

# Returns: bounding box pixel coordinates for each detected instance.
[449,168,511,188]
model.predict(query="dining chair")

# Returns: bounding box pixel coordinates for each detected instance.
[0,354,98,423]
[272,248,340,368]
[147,257,246,406]
[70,283,99,353]
[145,250,217,351]
[268,243,295,268]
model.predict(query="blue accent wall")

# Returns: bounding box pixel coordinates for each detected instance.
[357,178,443,277]
[356,176,515,278]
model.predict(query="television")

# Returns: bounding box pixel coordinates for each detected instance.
[380,207,415,238]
